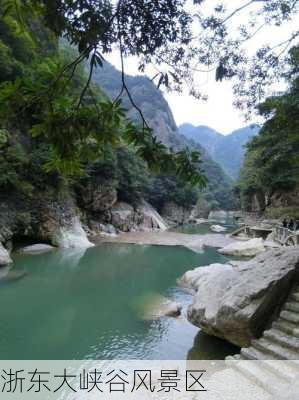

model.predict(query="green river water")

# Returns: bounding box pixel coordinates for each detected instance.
[0,224,239,360]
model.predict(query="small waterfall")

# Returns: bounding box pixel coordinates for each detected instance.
[57,217,94,249]
[141,201,168,231]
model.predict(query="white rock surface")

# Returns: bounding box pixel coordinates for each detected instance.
[210,224,227,233]
[20,244,55,254]
[183,248,299,347]
[55,217,94,249]
[0,243,12,266]
[139,201,168,231]
[219,238,265,257]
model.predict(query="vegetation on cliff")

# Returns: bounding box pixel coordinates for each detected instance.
[0,6,205,217]
[238,46,299,212]
[1,0,298,219]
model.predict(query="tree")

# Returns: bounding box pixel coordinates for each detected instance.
[2,0,299,184]
[238,45,299,206]
[0,5,206,186]
[7,0,298,110]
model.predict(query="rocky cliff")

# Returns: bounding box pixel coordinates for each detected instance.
[92,62,237,213]
[242,185,299,219]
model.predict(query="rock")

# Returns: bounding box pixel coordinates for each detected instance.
[161,201,191,226]
[178,263,232,292]
[20,244,55,254]
[210,224,227,233]
[53,217,94,249]
[264,240,281,249]
[0,243,12,266]
[78,181,117,212]
[140,293,182,320]
[219,238,265,257]
[209,210,228,222]
[0,269,27,283]
[110,202,136,232]
[137,201,168,231]
[209,210,240,223]
[110,201,168,232]
[184,248,299,347]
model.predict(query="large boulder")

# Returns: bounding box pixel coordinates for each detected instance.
[53,217,94,249]
[110,201,168,232]
[137,201,168,231]
[0,243,12,266]
[210,225,227,233]
[110,202,136,232]
[20,244,55,254]
[182,248,299,347]
[161,201,191,226]
[219,238,265,257]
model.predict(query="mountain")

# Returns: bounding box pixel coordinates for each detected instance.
[179,123,260,180]
[92,62,237,210]
[93,62,183,148]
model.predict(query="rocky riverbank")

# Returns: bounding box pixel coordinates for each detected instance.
[0,188,184,265]
[179,248,299,347]
[93,230,236,252]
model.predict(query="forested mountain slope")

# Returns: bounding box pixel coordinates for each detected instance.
[179,123,260,179]
[93,62,237,210]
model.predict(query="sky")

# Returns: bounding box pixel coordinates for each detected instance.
[106,1,299,135]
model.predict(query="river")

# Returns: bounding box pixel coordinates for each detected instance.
[0,223,239,360]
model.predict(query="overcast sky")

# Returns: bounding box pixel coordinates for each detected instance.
[107,1,298,135]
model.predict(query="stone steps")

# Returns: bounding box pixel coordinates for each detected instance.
[280,310,299,324]
[226,284,299,395]
[263,327,299,352]
[252,337,299,359]
[284,301,299,313]
[241,346,272,360]
[272,320,299,338]
[290,292,299,302]
[261,360,299,382]
[228,361,287,396]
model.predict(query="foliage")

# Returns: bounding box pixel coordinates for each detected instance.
[0,129,29,190]
[5,0,298,114]
[146,176,199,211]
[238,46,299,208]
[0,2,205,186]
[115,146,150,205]
[265,207,299,220]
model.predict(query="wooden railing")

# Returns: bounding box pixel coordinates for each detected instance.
[274,226,299,246]
[231,224,299,246]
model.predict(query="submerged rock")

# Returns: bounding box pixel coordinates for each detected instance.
[0,265,27,283]
[210,225,227,233]
[20,244,55,254]
[219,238,265,257]
[140,293,182,320]
[0,243,12,266]
[184,248,299,347]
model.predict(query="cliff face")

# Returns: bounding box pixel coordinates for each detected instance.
[93,62,237,212]
[245,186,299,219]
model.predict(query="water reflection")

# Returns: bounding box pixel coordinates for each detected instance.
[0,243,231,360]
[188,330,240,360]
